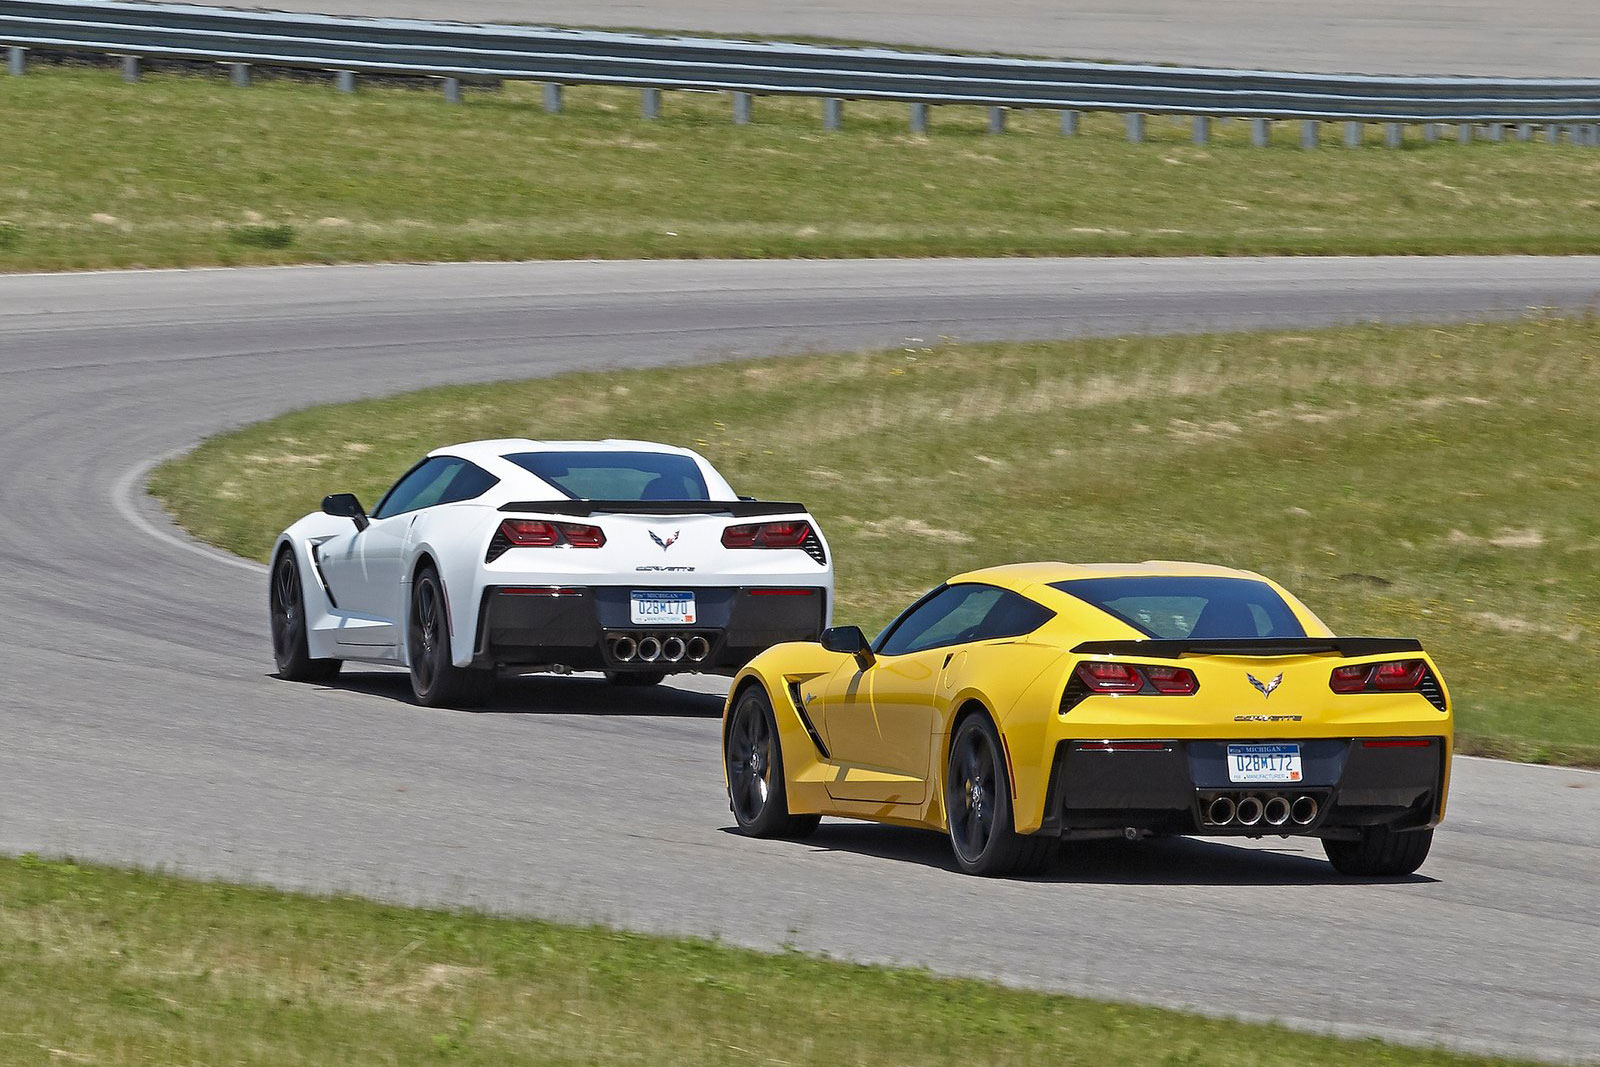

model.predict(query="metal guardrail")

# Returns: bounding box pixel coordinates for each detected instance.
[5,0,1600,145]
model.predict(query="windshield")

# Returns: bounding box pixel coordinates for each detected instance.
[503,450,710,501]
[1051,576,1306,640]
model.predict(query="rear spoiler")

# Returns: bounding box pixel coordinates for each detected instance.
[1071,637,1424,658]
[498,499,807,517]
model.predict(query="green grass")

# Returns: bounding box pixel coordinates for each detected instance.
[5,66,1600,271]
[150,318,1600,766]
[0,853,1548,1066]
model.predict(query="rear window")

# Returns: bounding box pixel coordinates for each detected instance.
[504,450,710,501]
[1050,576,1306,640]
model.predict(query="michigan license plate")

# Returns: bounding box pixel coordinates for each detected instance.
[630,590,696,625]
[1227,743,1303,783]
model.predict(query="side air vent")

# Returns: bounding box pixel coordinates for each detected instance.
[801,526,827,566]
[1417,668,1448,712]
[486,527,513,563]
[1059,673,1092,714]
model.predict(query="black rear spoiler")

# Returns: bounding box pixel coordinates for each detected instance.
[1071,637,1424,658]
[498,499,806,517]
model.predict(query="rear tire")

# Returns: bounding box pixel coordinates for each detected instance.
[1323,826,1434,877]
[945,714,1055,877]
[605,671,667,687]
[408,566,494,708]
[725,687,819,839]
[269,550,341,683]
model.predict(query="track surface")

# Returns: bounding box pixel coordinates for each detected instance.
[202,0,1600,77]
[2,258,1598,1062]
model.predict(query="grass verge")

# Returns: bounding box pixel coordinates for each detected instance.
[150,318,1600,766]
[0,853,1549,1066]
[5,65,1600,271]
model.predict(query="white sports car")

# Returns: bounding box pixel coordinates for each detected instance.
[269,439,834,706]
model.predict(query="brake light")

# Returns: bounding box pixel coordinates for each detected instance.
[1144,665,1199,695]
[722,521,812,549]
[498,519,606,549]
[1330,659,1427,693]
[1076,661,1143,693]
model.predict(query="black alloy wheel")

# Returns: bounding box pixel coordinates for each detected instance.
[1324,825,1434,877]
[269,550,340,682]
[944,715,1054,876]
[725,687,819,838]
[408,567,494,708]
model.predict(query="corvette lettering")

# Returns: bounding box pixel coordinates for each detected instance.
[1234,714,1303,722]
[636,565,695,572]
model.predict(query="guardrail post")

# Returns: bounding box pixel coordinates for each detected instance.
[1300,120,1319,149]
[1060,110,1079,136]
[1344,121,1362,148]
[1516,123,1533,141]
[1587,124,1600,146]
[1545,124,1560,144]
[1486,123,1504,142]
[441,77,461,103]
[909,103,929,134]
[1250,118,1270,146]
[732,92,752,124]
[336,70,355,93]
[1192,116,1211,144]
[823,98,843,130]
[641,87,661,119]
[987,107,1006,134]
[1423,124,1439,142]
[228,62,251,87]
[1125,113,1145,142]
[122,55,141,83]
[1457,123,1472,143]
[6,47,24,76]
[1384,122,1402,148]
[544,83,563,113]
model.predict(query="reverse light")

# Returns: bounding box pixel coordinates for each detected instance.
[1330,659,1428,694]
[722,521,812,549]
[498,518,606,549]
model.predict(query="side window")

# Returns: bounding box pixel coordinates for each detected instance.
[968,589,1055,642]
[372,457,464,520]
[438,461,499,505]
[877,585,997,656]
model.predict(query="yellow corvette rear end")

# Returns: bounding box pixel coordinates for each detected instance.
[723,561,1452,878]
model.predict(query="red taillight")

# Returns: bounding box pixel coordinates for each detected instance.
[1329,664,1373,693]
[1330,659,1427,693]
[498,519,606,549]
[1372,659,1427,691]
[1076,661,1143,693]
[722,521,812,549]
[1144,665,1198,695]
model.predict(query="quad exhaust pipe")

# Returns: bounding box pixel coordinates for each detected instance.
[686,635,711,662]
[636,636,663,663]
[1205,793,1321,829]
[611,632,711,666]
[611,636,638,662]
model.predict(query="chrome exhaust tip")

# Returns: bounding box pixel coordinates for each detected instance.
[662,636,686,663]
[636,636,662,663]
[1235,796,1264,827]
[1291,796,1319,826]
[1263,796,1292,827]
[686,635,711,662]
[1206,796,1237,826]
[612,636,637,662]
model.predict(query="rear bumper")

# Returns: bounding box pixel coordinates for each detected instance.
[471,584,826,673]
[1036,737,1446,840]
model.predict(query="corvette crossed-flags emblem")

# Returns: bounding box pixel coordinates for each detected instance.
[649,530,680,551]
[1248,672,1284,698]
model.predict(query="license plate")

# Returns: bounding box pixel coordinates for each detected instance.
[1227,743,1303,783]
[630,590,696,625]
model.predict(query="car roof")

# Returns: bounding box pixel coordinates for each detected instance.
[429,439,705,464]
[949,561,1269,590]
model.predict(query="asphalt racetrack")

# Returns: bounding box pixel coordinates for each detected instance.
[200,0,1600,77]
[1,257,1598,1061]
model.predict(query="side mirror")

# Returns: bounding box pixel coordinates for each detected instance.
[322,492,370,531]
[820,625,875,670]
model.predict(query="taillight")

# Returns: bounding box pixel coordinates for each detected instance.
[722,521,812,549]
[1073,661,1198,696]
[1330,659,1427,694]
[498,518,606,549]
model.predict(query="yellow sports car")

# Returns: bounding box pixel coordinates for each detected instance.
[722,562,1451,877]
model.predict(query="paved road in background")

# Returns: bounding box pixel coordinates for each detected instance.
[202,0,1599,76]
[2,258,1598,1061]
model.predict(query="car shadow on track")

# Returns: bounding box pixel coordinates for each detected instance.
[304,670,725,719]
[784,822,1437,886]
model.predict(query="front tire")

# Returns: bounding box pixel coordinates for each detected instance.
[725,687,819,839]
[408,566,494,708]
[1323,826,1434,877]
[269,550,341,683]
[945,714,1055,876]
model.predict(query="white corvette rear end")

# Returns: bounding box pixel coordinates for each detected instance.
[269,439,833,706]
